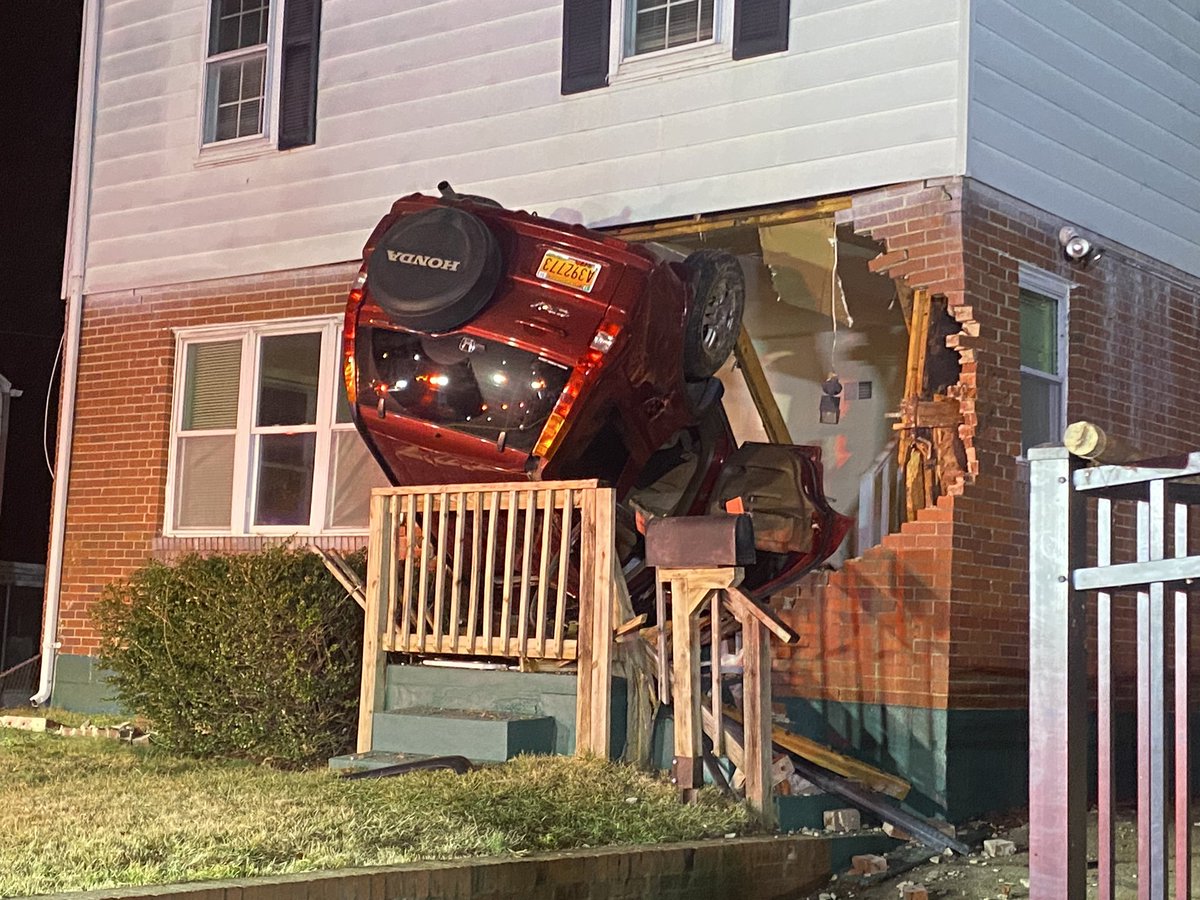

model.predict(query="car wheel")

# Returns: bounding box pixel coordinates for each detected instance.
[366,206,503,333]
[682,250,745,379]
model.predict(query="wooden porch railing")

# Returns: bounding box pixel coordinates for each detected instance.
[357,480,617,756]
[353,479,800,824]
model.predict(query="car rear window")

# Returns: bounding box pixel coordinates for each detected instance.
[366,327,570,453]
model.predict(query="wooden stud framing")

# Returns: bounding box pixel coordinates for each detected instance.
[734,326,792,444]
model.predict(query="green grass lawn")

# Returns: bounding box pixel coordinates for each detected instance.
[0,729,756,897]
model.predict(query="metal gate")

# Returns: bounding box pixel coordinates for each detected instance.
[1029,446,1198,899]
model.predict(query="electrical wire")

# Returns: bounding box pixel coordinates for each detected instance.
[43,333,64,478]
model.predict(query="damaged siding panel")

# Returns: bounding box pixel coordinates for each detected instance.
[83,0,967,294]
[966,0,1200,277]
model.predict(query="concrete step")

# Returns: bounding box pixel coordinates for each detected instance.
[373,706,556,762]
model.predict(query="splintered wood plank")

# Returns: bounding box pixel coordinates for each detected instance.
[723,706,911,800]
[553,488,573,659]
[734,325,792,444]
[309,545,367,610]
[358,492,394,754]
[517,489,536,650]
[904,288,931,397]
[499,489,518,646]
[535,488,554,656]
[448,490,466,647]
[482,490,500,655]
[432,491,449,652]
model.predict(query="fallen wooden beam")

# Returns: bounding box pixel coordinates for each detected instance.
[791,756,970,856]
[723,705,910,800]
[310,545,367,610]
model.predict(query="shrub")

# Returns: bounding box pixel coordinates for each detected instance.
[95,546,365,766]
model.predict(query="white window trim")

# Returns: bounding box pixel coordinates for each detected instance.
[164,315,373,537]
[608,0,733,85]
[195,0,287,166]
[1018,263,1072,459]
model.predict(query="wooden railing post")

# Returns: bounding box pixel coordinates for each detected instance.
[575,487,615,757]
[357,491,394,754]
[663,567,742,796]
[740,618,775,826]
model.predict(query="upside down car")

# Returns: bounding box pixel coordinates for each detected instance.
[343,183,851,599]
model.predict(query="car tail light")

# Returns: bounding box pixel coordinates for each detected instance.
[533,321,621,460]
[343,352,358,408]
[343,267,369,408]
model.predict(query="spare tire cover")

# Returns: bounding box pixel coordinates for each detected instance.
[367,206,502,333]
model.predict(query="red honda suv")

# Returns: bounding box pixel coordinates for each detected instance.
[344,184,850,598]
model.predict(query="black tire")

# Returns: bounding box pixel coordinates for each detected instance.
[682,250,745,379]
[366,206,502,333]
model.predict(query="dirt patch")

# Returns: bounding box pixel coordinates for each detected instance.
[795,809,1200,899]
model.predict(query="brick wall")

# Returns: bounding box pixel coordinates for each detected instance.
[58,261,363,654]
[953,180,1200,707]
[774,177,1200,713]
[771,180,968,710]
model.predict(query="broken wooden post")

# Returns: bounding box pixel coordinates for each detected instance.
[665,567,743,796]
[1062,420,1147,464]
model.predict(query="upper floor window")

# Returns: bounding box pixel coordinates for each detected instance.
[201,0,322,153]
[626,0,716,57]
[205,0,270,142]
[167,317,389,535]
[1019,266,1071,455]
[561,0,789,94]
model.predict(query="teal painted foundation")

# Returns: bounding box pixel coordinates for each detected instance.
[777,697,1026,823]
[383,664,627,759]
[46,653,124,714]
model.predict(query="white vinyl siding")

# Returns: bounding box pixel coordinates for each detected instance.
[967,0,1200,277]
[167,316,388,535]
[82,0,966,293]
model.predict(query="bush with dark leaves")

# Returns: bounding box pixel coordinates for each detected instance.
[95,546,364,766]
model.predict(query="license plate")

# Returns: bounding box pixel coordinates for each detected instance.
[536,250,602,293]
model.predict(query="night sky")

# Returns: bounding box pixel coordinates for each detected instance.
[0,2,83,564]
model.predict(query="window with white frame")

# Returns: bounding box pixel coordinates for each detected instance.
[561,0,789,95]
[625,0,716,56]
[204,0,271,143]
[168,318,388,534]
[1019,267,1070,455]
[201,0,322,150]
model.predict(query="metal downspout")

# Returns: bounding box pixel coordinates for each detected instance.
[34,0,100,706]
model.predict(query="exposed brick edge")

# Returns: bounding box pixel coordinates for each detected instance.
[774,496,954,708]
[38,835,831,900]
[835,178,979,489]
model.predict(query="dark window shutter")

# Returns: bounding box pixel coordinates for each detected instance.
[278,0,321,149]
[732,0,789,60]
[561,0,611,95]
